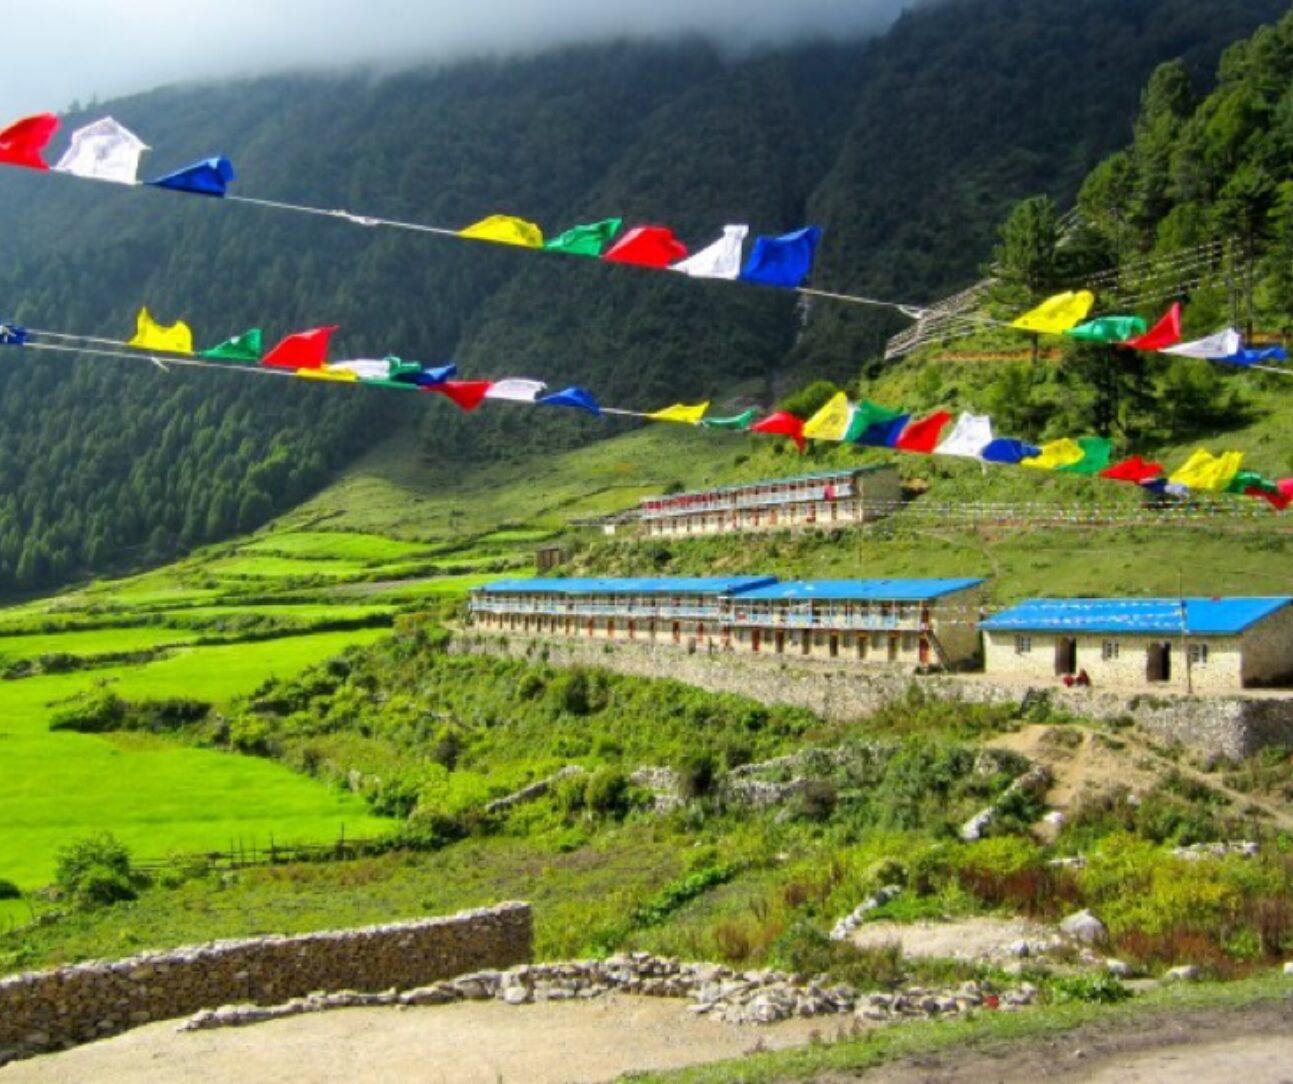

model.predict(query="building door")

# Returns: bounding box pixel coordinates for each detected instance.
[751,628,761,654]
[829,634,839,659]
[801,633,811,656]
[672,622,681,644]
[1147,642,1172,683]
[888,634,899,662]
[774,630,785,655]
[1055,637,1077,676]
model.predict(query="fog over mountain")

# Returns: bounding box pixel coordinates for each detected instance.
[0,0,915,118]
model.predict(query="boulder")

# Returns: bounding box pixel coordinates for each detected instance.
[1059,909,1108,946]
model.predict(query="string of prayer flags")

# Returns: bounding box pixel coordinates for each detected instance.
[845,400,904,444]
[802,392,854,442]
[54,118,148,185]
[146,156,235,198]
[296,368,358,383]
[934,413,995,459]
[0,114,59,170]
[602,227,688,269]
[200,329,263,363]
[458,215,544,248]
[751,411,806,452]
[127,307,193,355]
[1021,439,1086,471]
[1123,302,1182,351]
[672,225,748,280]
[261,326,337,370]
[700,409,758,431]
[543,218,622,257]
[1099,456,1164,485]
[485,378,549,403]
[428,380,494,412]
[1226,471,1291,510]
[538,387,601,415]
[1056,437,1113,475]
[647,402,710,425]
[1010,291,1095,335]
[738,226,822,289]
[1217,344,1289,367]
[854,412,911,448]
[1065,315,1147,344]
[894,411,953,453]
[1168,448,1244,491]
[326,359,396,381]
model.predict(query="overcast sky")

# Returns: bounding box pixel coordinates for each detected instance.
[0,0,914,120]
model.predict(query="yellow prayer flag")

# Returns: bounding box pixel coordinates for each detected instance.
[295,368,359,382]
[802,392,854,442]
[1169,449,1244,492]
[127,307,193,355]
[458,214,544,248]
[1010,290,1096,336]
[1021,438,1086,471]
[646,402,710,425]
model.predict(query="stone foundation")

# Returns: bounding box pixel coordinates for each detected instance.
[0,902,532,1067]
[454,635,1293,759]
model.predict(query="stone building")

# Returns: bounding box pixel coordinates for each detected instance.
[635,466,901,539]
[722,579,985,670]
[469,576,776,650]
[980,597,1293,692]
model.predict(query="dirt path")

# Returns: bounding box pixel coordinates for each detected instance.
[0,995,829,1084]
[850,916,1049,959]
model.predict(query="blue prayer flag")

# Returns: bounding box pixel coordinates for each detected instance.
[1215,346,1289,367]
[853,414,911,448]
[538,387,601,416]
[0,323,28,346]
[738,226,823,289]
[394,364,458,387]
[980,438,1041,465]
[146,156,236,197]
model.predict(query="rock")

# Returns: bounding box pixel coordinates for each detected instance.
[1006,939,1031,958]
[1283,961,1293,977]
[1164,965,1200,982]
[502,986,531,1005]
[1060,909,1109,946]
[1104,959,1133,978]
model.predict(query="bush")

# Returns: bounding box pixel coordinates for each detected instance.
[771,922,905,988]
[584,767,630,817]
[676,752,716,801]
[54,832,143,908]
[1049,973,1131,1004]
[0,879,20,900]
[49,692,126,733]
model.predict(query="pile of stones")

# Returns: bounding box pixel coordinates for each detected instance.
[180,952,1039,1032]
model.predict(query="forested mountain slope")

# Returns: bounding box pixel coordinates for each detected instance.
[0,0,1284,594]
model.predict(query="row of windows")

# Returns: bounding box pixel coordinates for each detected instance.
[1013,636,1210,666]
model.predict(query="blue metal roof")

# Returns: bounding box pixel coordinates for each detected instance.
[738,579,985,602]
[981,597,1293,636]
[480,576,778,597]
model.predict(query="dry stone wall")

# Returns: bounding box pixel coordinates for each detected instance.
[454,635,1293,759]
[0,902,531,1067]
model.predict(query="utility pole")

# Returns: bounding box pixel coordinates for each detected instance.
[1179,570,1193,696]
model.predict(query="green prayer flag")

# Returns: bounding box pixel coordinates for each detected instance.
[200,328,263,363]
[544,218,623,258]
[700,409,757,430]
[1057,436,1113,475]
[382,356,424,380]
[1225,470,1278,496]
[844,400,903,443]
[1065,316,1148,344]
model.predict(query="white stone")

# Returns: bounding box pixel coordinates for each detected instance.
[1164,965,1200,982]
[1059,909,1108,945]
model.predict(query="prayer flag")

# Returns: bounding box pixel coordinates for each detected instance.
[428,380,494,412]
[538,387,601,415]
[127,307,193,355]
[1065,315,1147,344]
[1169,448,1243,491]
[1215,345,1289,367]
[647,402,710,425]
[0,114,59,170]
[325,359,392,381]
[485,378,549,403]
[146,156,235,197]
[802,392,853,442]
[544,218,622,257]
[458,215,544,248]
[1056,437,1113,475]
[200,329,263,363]
[393,363,457,387]
[844,401,904,444]
[751,411,806,452]
[1099,456,1164,484]
[54,118,148,185]
[739,226,822,289]
[980,438,1041,465]
[672,225,747,280]
[1124,302,1182,351]
[894,411,953,453]
[1163,328,1242,360]
[261,326,338,370]
[0,324,28,346]
[602,227,688,269]
[700,409,757,431]
[1226,470,1290,510]
[1010,291,1096,335]
[854,414,911,448]
[934,413,994,459]
[1021,439,1086,471]
[296,368,358,383]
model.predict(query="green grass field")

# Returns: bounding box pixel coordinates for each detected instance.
[0,627,195,662]
[238,530,436,562]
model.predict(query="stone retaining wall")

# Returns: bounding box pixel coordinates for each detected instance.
[0,902,531,1067]
[454,635,1293,759]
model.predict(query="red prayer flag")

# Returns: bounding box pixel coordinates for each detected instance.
[1278,479,1293,500]
[261,326,339,369]
[1099,455,1164,484]
[0,113,59,170]
[1123,303,1182,352]
[895,410,953,453]
[1245,486,1292,511]
[602,226,688,269]
[425,380,493,412]
[751,411,806,453]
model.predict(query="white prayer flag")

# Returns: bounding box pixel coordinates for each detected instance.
[934,413,994,459]
[54,117,149,185]
[485,378,548,402]
[327,359,392,380]
[671,225,748,280]
[1162,328,1243,360]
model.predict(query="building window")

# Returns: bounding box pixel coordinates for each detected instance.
[1015,635,1032,656]
[1188,643,1209,667]
[1101,640,1120,661]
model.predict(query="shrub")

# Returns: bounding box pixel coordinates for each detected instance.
[771,922,905,988]
[584,767,630,817]
[54,832,143,908]
[0,879,20,900]
[49,692,126,733]
[676,751,716,801]
[1049,973,1131,1004]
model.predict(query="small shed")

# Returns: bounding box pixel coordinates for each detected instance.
[981,597,1293,692]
